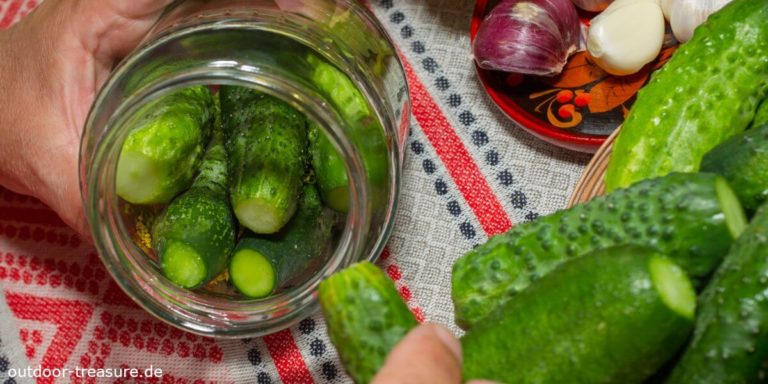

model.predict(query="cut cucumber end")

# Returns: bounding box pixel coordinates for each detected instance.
[116,150,164,204]
[160,241,207,289]
[715,176,748,239]
[649,255,696,320]
[322,187,349,213]
[230,249,276,298]
[234,199,287,234]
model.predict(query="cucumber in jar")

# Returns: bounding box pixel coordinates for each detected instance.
[116,86,214,205]
[220,86,307,234]
[307,55,388,213]
[229,184,336,298]
[153,126,236,289]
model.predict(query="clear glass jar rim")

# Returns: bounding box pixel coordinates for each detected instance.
[79,13,408,337]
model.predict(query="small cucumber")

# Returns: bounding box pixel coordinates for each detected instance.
[667,203,768,383]
[462,246,695,384]
[229,184,336,298]
[220,87,307,234]
[452,172,746,329]
[116,86,214,205]
[307,56,389,213]
[701,123,768,211]
[605,0,768,191]
[319,261,418,384]
[153,128,236,288]
[308,122,349,212]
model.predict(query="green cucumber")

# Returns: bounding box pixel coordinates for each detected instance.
[752,98,768,129]
[220,86,307,233]
[604,0,768,191]
[309,55,371,122]
[308,122,350,212]
[462,246,695,383]
[452,172,746,329]
[307,56,389,212]
[153,128,236,288]
[667,203,768,383]
[229,184,336,298]
[319,261,418,384]
[116,86,214,205]
[701,123,768,211]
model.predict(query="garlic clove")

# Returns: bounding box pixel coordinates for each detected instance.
[669,0,732,43]
[587,0,665,76]
[660,0,673,20]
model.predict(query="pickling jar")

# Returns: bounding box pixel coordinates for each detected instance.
[79,0,410,337]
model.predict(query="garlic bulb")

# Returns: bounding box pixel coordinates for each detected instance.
[667,0,732,43]
[473,0,581,76]
[571,0,614,12]
[587,0,665,75]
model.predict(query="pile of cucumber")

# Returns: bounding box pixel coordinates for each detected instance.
[116,56,387,299]
[318,1,768,383]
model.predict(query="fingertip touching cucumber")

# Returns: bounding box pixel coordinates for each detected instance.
[667,203,768,383]
[220,86,307,233]
[116,86,214,205]
[462,246,695,384]
[229,184,336,298]
[701,123,768,211]
[319,261,418,384]
[307,55,389,212]
[604,0,768,191]
[153,128,237,288]
[452,172,746,329]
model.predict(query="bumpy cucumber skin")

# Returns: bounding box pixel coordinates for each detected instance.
[667,204,768,384]
[220,87,307,233]
[153,130,236,288]
[230,184,336,296]
[462,247,694,384]
[117,86,213,204]
[701,123,768,211]
[605,0,768,191]
[319,261,418,384]
[307,56,389,212]
[452,172,740,329]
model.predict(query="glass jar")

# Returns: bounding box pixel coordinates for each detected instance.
[79,0,410,337]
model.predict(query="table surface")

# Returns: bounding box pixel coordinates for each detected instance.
[0,1,591,383]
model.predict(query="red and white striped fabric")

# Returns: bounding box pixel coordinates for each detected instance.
[0,0,590,382]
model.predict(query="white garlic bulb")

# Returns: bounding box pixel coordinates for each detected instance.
[667,0,732,42]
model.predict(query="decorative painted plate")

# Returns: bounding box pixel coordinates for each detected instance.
[471,0,676,153]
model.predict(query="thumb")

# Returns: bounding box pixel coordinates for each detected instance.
[372,324,463,384]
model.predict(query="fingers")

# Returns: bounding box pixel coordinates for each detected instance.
[67,0,176,60]
[30,146,93,243]
[372,324,463,384]
[91,0,177,19]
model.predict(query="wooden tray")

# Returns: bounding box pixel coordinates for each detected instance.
[567,128,619,207]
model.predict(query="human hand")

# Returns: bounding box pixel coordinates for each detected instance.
[0,0,173,239]
[372,323,496,384]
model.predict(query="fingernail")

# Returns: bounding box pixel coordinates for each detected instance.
[430,324,462,363]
